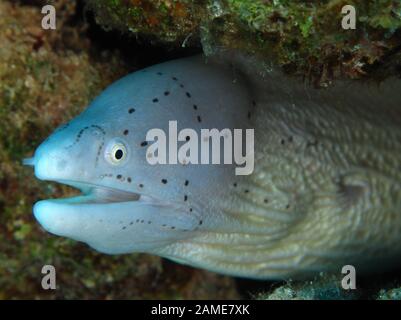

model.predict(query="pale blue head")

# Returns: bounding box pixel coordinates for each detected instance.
[24,56,251,256]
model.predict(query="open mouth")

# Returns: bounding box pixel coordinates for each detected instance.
[44,180,146,205]
[23,157,146,205]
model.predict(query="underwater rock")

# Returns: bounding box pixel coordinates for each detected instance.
[377,287,401,300]
[257,274,360,300]
[86,0,401,86]
[0,0,238,299]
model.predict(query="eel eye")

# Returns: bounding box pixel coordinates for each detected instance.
[105,139,129,165]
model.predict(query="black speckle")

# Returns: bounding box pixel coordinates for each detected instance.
[247,111,251,119]
[122,226,126,230]
[127,177,132,183]
[171,226,176,230]
[157,72,163,76]
[180,84,184,88]
[185,136,190,141]
[152,98,159,103]
[288,136,293,143]
[139,183,144,188]
[189,208,193,212]
[281,139,285,145]
[130,221,133,225]
[123,129,129,135]
[161,179,167,184]
[141,220,144,223]
[193,104,198,110]
[141,141,148,147]
[233,183,237,187]
[184,195,188,201]
[148,221,151,224]
[172,76,178,81]
[128,108,135,114]
[244,189,249,193]
[264,198,269,203]
[252,100,256,106]
[199,220,203,225]
[117,174,122,179]
[197,116,202,123]
[186,92,191,98]
[184,180,189,186]
[164,91,170,96]
[286,204,290,209]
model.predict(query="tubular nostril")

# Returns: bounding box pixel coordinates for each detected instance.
[23,157,35,166]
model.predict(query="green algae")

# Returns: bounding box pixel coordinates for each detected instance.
[87,0,401,85]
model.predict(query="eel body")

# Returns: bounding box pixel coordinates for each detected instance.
[25,55,401,279]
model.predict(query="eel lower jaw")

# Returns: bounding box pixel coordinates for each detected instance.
[42,180,154,205]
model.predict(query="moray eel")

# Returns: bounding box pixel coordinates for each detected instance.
[24,55,401,279]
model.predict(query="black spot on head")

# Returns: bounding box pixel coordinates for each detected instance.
[123,129,129,135]
[186,92,191,98]
[164,91,170,96]
[185,136,190,141]
[161,179,167,184]
[127,177,132,183]
[152,98,159,103]
[141,141,148,147]
[197,116,202,123]
[139,183,144,188]
[128,108,135,114]
[184,180,189,186]
[117,174,122,179]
